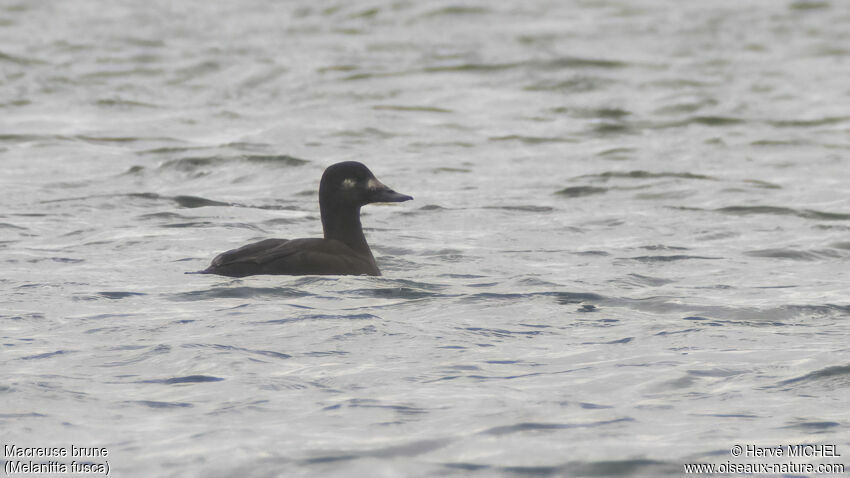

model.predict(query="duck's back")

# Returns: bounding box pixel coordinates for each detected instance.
[202,237,379,277]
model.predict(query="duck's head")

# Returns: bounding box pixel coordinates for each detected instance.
[319,161,413,208]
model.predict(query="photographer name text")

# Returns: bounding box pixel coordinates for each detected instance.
[731,444,839,458]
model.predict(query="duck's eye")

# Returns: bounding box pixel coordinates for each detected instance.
[341,178,357,189]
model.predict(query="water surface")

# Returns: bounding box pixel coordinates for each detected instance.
[2,0,850,476]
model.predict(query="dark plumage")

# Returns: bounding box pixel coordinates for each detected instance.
[200,161,412,277]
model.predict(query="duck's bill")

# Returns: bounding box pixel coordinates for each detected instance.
[372,186,413,203]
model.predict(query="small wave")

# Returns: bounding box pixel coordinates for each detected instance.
[742,179,781,189]
[652,115,747,128]
[422,62,517,74]
[240,154,309,165]
[95,98,159,109]
[578,170,716,181]
[373,105,452,113]
[694,412,759,418]
[452,290,605,306]
[439,273,486,279]
[19,350,71,360]
[597,146,638,158]
[159,154,308,171]
[347,287,440,300]
[789,1,831,10]
[484,205,555,212]
[386,278,449,291]
[331,127,398,139]
[554,291,605,304]
[129,400,193,409]
[181,343,291,360]
[744,248,840,261]
[169,60,222,84]
[750,138,812,147]
[646,303,849,325]
[97,291,146,299]
[171,286,312,301]
[601,337,633,344]
[261,313,378,324]
[681,316,725,327]
[0,312,44,320]
[783,421,841,431]
[18,256,84,264]
[572,107,632,119]
[481,417,634,435]
[0,222,28,231]
[716,206,850,221]
[777,364,850,387]
[138,375,225,385]
[769,116,848,127]
[576,250,610,256]
[627,255,721,263]
[326,398,428,415]
[499,459,674,477]
[0,133,71,143]
[345,57,629,82]
[302,455,357,465]
[161,221,223,228]
[641,244,688,251]
[125,192,230,208]
[460,292,523,303]
[431,168,471,175]
[137,212,191,220]
[301,438,447,464]
[489,135,576,144]
[421,6,490,17]
[591,122,636,136]
[555,186,607,198]
[82,67,165,79]
[171,195,230,209]
[653,96,718,114]
[525,76,616,93]
[120,165,145,176]
[683,115,746,126]
[0,411,48,419]
[75,134,177,144]
[0,50,47,66]
[136,145,212,156]
[238,65,289,90]
[102,344,171,367]
[544,57,629,69]
[634,189,696,200]
[461,327,543,338]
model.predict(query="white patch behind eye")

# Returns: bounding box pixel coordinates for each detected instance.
[341,178,356,189]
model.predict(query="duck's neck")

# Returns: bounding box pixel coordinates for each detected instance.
[320,202,372,256]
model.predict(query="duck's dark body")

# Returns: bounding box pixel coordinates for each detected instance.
[205,238,379,277]
[200,161,411,277]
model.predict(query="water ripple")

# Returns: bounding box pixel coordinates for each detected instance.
[171,286,312,301]
[716,206,850,221]
[776,364,850,388]
[481,417,634,435]
[138,375,225,385]
[158,154,308,171]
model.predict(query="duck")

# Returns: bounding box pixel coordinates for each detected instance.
[200,161,412,277]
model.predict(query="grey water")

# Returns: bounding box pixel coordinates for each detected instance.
[2,0,850,476]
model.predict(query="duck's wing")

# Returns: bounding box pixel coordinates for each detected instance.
[202,238,378,277]
[204,238,290,277]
